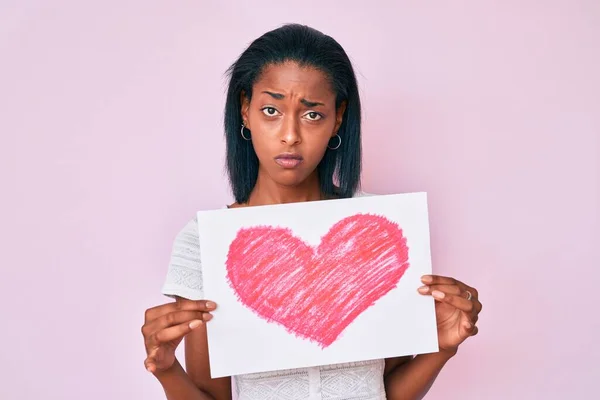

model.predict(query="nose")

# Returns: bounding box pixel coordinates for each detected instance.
[280,117,301,145]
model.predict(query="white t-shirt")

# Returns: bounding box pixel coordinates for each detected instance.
[161,193,387,400]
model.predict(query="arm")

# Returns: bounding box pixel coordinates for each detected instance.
[384,273,482,399]
[154,358,216,400]
[143,297,231,400]
[183,317,232,399]
[384,350,456,400]
[150,219,232,398]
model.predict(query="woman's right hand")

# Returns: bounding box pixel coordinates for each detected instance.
[142,299,216,374]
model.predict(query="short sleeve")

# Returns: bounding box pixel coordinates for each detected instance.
[161,217,205,300]
[354,190,373,197]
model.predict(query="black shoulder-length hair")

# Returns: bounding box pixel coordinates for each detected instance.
[224,24,362,204]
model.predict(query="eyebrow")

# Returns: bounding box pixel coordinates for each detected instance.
[262,91,325,107]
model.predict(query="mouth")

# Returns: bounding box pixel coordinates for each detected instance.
[274,153,304,169]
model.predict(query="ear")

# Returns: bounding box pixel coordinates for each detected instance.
[240,90,250,128]
[333,100,347,137]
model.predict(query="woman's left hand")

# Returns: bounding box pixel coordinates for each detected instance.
[418,275,482,353]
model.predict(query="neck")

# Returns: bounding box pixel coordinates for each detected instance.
[246,169,322,207]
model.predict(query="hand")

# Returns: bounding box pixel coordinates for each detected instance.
[141,299,217,374]
[418,275,482,353]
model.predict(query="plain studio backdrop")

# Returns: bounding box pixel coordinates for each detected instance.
[1,1,598,399]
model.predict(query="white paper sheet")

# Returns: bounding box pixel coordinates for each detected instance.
[197,192,438,378]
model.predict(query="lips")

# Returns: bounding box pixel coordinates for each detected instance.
[275,153,303,169]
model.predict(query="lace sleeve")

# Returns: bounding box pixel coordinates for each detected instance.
[161,217,205,300]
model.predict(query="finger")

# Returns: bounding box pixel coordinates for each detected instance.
[460,319,477,339]
[458,281,479,299]
[425,287,482,318]
[143,310,210,337]
[472,298,483,314]
[463,293,482,314]
[146,299,217,320]
[144,345,164,373]
[145,299,217,322]
[463,286,479,300]
[421,275,463,287]
[463,289,483,314]
[144,310,212,342]
[431,290,475,314]
[151,319,206,345]
[471,325,479,336]
[147,345,159,359]
[422,275,480,300]
[417,284,462,296]
[144,354,157,373]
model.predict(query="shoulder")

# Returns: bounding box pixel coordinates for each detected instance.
[162,217,204,299]
[172,217,199,246]
[353,190,377,198]
[169,216,201,266]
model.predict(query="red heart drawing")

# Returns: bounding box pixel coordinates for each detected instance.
[226,214,410,348]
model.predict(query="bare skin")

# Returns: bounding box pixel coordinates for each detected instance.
[141,62,483,400]
[236,62,346,207]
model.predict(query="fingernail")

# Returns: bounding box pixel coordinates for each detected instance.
[421,275,433,283]
[432,290,445,299]
[202,313,213,321]
[205,301,216,309]
[146,365,153,373]
[418,285,429,293]
[465,322,473,329]
[189,320,203,329]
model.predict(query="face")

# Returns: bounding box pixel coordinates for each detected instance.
[241,62,346,188]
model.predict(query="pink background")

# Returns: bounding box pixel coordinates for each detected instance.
[1,1,598,399]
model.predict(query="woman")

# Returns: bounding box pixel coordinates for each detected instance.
[142,24,482,400]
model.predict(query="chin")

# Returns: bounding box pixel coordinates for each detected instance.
[273,170,313,187]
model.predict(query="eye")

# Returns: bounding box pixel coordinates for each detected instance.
[304,111,323,121]
[261,107,279,116]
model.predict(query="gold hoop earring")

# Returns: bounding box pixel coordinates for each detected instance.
[240,123,251,141]
[328,134,341,150]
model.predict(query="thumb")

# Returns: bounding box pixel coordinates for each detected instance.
[144,347,160,372]
[459,313,476,340]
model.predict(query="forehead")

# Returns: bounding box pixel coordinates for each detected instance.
[253,62,335,99]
